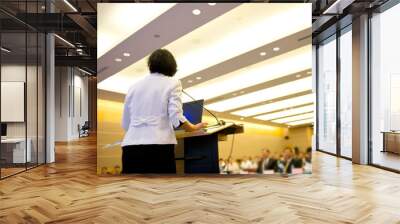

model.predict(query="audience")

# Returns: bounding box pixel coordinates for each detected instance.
[219,146,312,175]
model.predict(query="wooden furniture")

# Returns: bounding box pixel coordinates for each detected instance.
[382,131,400,155]
[175,123,244,174]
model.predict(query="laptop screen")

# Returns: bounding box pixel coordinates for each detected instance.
[176,100,204,129]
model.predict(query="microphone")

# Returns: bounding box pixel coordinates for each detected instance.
[182,89,225,126]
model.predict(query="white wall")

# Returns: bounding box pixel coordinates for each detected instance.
[55,67,89,141]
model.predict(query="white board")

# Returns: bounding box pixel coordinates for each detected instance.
[1,82,25,122]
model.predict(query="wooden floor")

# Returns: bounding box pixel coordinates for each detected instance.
[1,136,400,224]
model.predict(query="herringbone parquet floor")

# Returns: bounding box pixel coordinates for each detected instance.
[1,135,400,224]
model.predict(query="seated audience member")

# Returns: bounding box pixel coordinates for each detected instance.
[276,147,295,174]
[257,149,278,174]
[292,147,304,168]
[240,157,258,173]
[224,158,240,174]
[305,147,312,163]
[219,159,226,173]
[303,147,312,174]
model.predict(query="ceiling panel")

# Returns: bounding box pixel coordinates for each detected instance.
[98,3,311,93]
[271,112,314,124]
[254,104,314,121]
[97,3,176,58]
[231,93,314,117]
[205,76,312,112]
[287,118,314,126]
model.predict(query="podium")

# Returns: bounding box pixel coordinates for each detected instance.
[175,123,244,174]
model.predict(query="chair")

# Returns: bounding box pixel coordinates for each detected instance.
[79,121,90,138]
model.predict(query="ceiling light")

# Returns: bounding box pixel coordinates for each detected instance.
[78,67,93,76]
[271,112,313,124]
[307,71,312,74]
[254,104,314,121]
[208,3,217,6]
[185,46,311,102]
[296,74,301,78]
[206,76,312,112]
[287,118,314,126]
[63,0,78,12]
[188,80,193,83]
[196,76,202,80]
[240,91,245,94]
[76,48,83,52]
[115,58,122,62]
[54,34,75,48]
[41,5,46,10]
[273,47,280,51]
[260,52,267,56]
[232,93,237,96]
[192,9,201,15]
[99,5,311,94]
[123,52,131,57]
[1,47,11,53]
[231,93,314,117]
[240,117,244,120]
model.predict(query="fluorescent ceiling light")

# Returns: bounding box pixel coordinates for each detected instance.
[272,112,313,124]
[78,68,93,76]
[186,46,311,101]
[206,76,312,112]
[99,4,311,93]
[1,47,11,53]
[287,118,314,126]
[323,0,354,15]
[63,0,78,12]
[54,34,75,48]
[97,3,176,58]
[231,93,314,117]
[254,104,314,121]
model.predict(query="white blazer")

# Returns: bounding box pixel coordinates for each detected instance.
[121,73,187,146]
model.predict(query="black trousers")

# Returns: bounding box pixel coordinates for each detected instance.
[121,145,176,174]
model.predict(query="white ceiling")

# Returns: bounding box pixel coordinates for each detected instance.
[97,3,314,127]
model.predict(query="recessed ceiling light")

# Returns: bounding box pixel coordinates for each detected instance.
[188,80,193,83]
[76,48,83,52]
[196,76,202,80]
[192,9,201,15]
[307,71,312,74]
[208,3,216,6]
[232,93,237,96]
[123,52,131,57]
[115,58,122,62]
[273,47,280,52]
[240,117,244,120]
[240,91,245,94]
[259,52,267,56]
[296,74,301,78]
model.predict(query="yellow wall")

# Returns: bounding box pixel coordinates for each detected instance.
[97,94,312,174]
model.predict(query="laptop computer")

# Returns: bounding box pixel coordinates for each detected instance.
[175,100,204,130]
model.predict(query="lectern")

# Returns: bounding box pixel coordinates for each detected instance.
[175,123,244,174]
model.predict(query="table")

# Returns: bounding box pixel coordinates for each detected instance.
[1,138,32,164]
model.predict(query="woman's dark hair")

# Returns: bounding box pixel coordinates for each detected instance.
[147,49,177,77]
